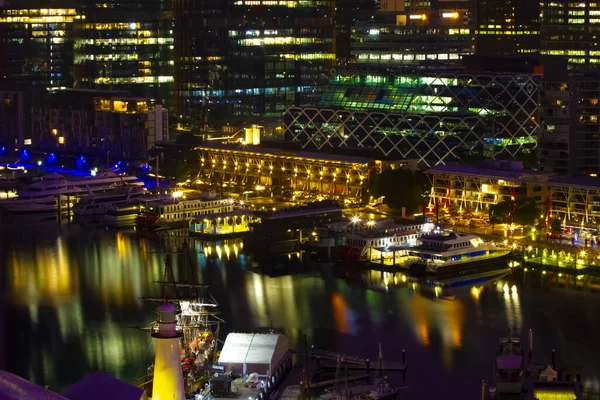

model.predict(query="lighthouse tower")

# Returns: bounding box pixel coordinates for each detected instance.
[151,302,185,400]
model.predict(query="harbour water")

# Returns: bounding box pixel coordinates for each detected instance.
[1,220,600,399]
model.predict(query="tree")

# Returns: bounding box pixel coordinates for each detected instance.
[512,198,539,227]
[550,219,562,233]
[488,198,540,229]
[371,168,429,213]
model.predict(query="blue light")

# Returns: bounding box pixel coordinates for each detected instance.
[0,146,6,155]
[76,156,87,170]
[20,149,31,160]
[47,152,57,164]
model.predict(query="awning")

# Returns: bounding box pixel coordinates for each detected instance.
[218,333,289,372]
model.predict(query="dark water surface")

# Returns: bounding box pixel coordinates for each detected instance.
[1,221,600,399]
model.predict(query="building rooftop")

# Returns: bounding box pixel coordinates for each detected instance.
[62,372,145,400]
[0,371,69,400]
[195,142,377,165]
[427,163,552,181]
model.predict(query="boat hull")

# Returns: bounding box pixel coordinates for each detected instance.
[409,252,511,277]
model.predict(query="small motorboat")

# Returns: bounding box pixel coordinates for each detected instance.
[495,337,525,394]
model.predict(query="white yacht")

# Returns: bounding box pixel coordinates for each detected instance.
[73,185,149,217]
[407,231,510,275]
[0,170,142,213]
[104,203,145,228]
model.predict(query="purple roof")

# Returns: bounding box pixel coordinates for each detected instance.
[63,372,144,400]
[0,370,68,400]
[496,355,523,370]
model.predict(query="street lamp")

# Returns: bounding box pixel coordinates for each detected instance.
[351,215,361,234]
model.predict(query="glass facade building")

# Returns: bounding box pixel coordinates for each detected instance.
[0,8,80,89]
[284,66,541,167]
[73,0,174,106]
[174,0,335,128]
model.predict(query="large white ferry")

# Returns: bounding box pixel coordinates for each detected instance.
[407,231,510,275]
[137,190,236,229]
[73,185,149,217]
[0,170,142,213]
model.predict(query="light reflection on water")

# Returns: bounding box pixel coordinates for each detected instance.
[2,226,600,399]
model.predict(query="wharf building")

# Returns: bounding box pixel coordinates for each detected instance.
[351,0,475,66]
[283,59,541,167]
[540,1,600,71]
[173,0,335,129]
[73,0,174,106]
[427,160,600,229]
[194,140,416,202]
[475,0,540,55]
[0,6,81,90]
[29,89,168,161]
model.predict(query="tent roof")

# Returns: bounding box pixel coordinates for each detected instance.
[218,333,289,367]
[63,372,144,400]
[0,371,68,400]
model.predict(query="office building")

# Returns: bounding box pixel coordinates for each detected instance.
[336,0,377,62]
[0,7,80,89]
[284,60,541,167]
[174,0,335,129]
[540,2,600,70]
[476,0,540,55]
[29,89,168,160]
[539,65,600,176]
[351,0,475,65]
[0,88,33,149]
[73,0,174,106]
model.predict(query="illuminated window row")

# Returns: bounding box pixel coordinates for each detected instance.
[77,38,173,45]
[232,0,327,7]
[355,52,462,62]
[94,76,174,84]
[237,37,316,46]
[477,30,539,35]
[83,23,139,30]
[280,53,335,60]
[0,16,78,23]
[1,8,77,16]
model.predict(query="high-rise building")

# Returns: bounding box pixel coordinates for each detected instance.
[351,0,475,66]
[540,2,600,69]
[174,0,335,128]
[30,89,168,160]
[336,0,377,62]
[476,0,540,55]
[73,0,174,106]
[539,58,600,176]
[0,6,80,89]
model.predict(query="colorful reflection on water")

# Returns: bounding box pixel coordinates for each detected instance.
[2,225,600,399]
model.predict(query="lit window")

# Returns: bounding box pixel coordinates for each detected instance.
[24,139,32,145]
[58,136,65,144]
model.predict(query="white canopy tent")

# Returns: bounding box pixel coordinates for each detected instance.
[218,333,289,375]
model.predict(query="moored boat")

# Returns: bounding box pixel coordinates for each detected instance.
[407,232,510,276]
[495,337,525,394]
[73,185,148,217]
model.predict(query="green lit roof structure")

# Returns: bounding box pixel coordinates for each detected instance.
[284,67,541,167]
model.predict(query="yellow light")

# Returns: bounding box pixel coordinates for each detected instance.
[172,191,183,198]
[471,286,480,300]
[52,128,58,135]
[442,12,459,18]
[58,136,65,144]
